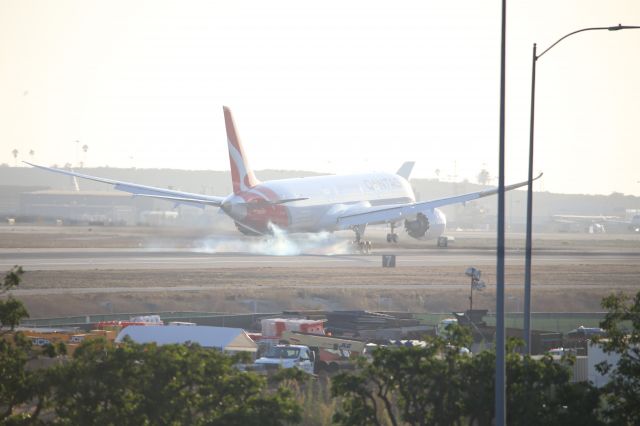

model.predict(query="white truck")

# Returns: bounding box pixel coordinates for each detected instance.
[254,331,368,375]
[254,344,315,375]
[280,330,366,374]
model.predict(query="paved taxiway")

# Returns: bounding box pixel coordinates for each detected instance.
[1,247,638,271]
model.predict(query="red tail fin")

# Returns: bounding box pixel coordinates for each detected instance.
[224,106,260,194]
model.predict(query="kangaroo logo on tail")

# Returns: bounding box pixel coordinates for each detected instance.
[224,106,260,194]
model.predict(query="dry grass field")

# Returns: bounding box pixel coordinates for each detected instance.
[2,225,639,318]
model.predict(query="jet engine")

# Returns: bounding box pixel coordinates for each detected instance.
[404,212,430,239]
[234,221,262,236]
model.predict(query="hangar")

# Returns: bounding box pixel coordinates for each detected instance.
[115,325,258,353]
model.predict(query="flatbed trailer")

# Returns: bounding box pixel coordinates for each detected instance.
[280,330,368,373]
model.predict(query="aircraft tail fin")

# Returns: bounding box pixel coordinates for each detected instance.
[396,161,415,180]
[223,106,260,194]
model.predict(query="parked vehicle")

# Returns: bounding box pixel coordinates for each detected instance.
[254,344,315,375]
[567,326,605,339]
[280,330,366,373]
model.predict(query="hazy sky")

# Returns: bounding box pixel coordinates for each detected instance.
[1,1,639,195]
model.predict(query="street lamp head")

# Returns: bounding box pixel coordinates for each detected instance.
[608,24,640,31]
[465,267,481,279]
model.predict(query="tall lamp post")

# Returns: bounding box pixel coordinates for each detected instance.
[524,24,640,354]
[495,0,507,424]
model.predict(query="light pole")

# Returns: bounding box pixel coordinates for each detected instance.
[495,0,507,424]
[465,267,486,313]
[524,23,640,354]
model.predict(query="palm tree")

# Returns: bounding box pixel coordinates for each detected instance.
[477,169,490,186]
[29,150,34,161]
[11,149,18,166]
[82,144,88,168]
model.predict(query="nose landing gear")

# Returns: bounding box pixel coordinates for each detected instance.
[386,223,398,243]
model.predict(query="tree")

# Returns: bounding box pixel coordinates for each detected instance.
[332,326,472,426]
[81,144,88,168]
[0,266,302,425]
[0,266,59,424]
[11,148,18,166]
[477,169,490,186]
[0,266,28,331]
[0,266,29,422]
[463,344,603,425]
[596,290,640,425]
[333,329,602,426]
[51,338,302,425]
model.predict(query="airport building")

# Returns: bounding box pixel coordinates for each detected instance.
[19,189,154,225]
[116,325,258,354]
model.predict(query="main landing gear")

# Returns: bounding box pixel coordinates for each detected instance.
[352,225,372,254]
[386,223,398,243]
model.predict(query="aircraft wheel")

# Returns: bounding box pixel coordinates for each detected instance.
[392,234,398,243]
[386,233,392,243]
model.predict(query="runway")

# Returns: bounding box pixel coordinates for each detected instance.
[1,246,639,271]
[3,229,639,316]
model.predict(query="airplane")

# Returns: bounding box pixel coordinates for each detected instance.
[26,106,541,252]
[551,214,640,234]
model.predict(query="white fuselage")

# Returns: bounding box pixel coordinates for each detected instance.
[223,172,446,239]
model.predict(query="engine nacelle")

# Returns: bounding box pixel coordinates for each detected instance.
[404,212,430,239]
[234,221,262,236]
[403,209,447,241]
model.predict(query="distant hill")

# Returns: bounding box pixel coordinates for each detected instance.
[1,166,324,195]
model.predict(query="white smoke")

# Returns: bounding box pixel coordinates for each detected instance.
[194,224,353,256]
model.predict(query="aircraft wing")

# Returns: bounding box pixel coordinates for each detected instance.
[24,162,225,207]
[337,173,542,227]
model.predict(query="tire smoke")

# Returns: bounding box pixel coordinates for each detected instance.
[194,223,352,256]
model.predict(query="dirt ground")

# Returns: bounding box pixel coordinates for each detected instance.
[2,225,639,318]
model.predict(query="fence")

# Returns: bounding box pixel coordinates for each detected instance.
[22,311,610,334]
